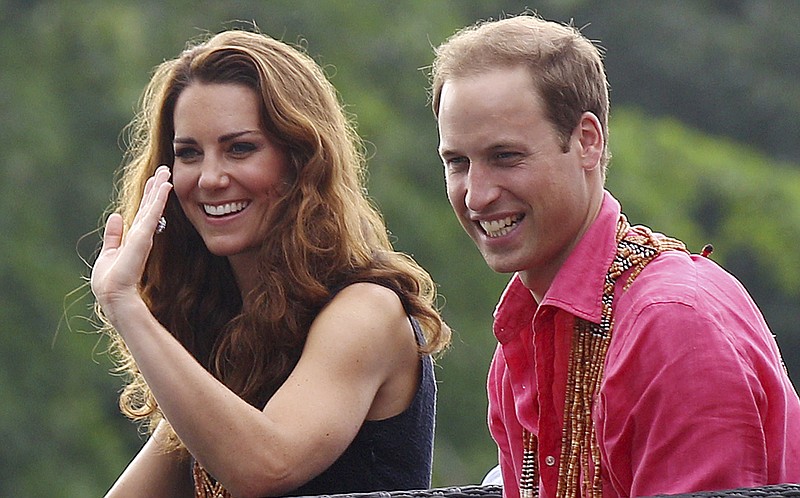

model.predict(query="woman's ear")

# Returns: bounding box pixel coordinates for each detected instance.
[575,111,604,172]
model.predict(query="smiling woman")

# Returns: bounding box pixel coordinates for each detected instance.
[171,83,291,293]
[89,29,450,498]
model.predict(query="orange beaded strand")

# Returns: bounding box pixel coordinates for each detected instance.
[193,460,231,498]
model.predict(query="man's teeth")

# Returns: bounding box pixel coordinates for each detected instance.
[480,215,522,238]
[203,201,248,216]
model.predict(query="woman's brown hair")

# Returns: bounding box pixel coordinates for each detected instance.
[98,29,449,449]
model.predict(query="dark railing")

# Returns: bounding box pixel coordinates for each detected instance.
[295,483,800,498]
[294,485,501,498]
[650,483,800,497]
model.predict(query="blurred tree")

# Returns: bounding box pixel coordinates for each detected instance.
[531,0,800,162]
[1,0,797,495]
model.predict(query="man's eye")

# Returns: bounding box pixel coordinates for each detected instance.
[496,151,518,161]
[445,156,469,169]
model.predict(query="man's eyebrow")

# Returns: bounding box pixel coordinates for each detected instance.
[438,147,457,158]
[440,141,519,156]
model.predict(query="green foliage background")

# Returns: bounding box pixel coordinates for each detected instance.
[1,1,798,495]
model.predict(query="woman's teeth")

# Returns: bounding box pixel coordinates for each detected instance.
[203,201,249,216]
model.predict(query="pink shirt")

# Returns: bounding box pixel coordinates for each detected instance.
[488,192,800,498]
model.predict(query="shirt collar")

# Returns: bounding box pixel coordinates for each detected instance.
[493,273,536,343]
[542,191,620,323]
[493,191,620,342]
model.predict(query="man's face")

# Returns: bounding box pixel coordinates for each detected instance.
[437,66,602,296]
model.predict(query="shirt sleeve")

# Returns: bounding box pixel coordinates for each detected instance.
[597,299,770,496]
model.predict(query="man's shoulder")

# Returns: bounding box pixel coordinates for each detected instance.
[624,250,749,305]
[612,250,769,348]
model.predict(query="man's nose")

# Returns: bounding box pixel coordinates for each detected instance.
[464,162,500,212]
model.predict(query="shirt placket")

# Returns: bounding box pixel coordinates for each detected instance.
[532,306,563,498]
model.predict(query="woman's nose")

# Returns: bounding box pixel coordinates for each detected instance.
[197,160,230,190]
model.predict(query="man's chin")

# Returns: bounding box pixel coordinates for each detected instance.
[480,255,519,275]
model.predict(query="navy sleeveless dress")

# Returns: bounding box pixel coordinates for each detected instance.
[288,317,436,495]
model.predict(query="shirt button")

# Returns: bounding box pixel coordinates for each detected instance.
[545,455,556,466]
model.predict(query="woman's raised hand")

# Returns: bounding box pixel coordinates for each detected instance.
[91,166,173,321]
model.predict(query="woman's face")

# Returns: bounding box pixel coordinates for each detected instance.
[171,82,291,273]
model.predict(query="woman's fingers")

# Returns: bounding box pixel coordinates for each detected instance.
[132,166,173,237]
[91,212,129,303]
[102,212,125,251]
[92,167,173,304]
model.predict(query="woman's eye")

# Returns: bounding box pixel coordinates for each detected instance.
[230,142,257,156]
[174,147,201,161]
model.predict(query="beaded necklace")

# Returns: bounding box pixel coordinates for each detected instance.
[193,460,231,498]
[519,216,687,498]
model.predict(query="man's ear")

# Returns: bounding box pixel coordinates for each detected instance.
[575,111,604,171]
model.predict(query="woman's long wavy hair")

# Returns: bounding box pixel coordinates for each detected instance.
[97,29,449,450]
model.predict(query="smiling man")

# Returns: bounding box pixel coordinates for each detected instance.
[430,13,800,498]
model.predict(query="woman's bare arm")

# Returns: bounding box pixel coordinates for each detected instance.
[93,169,420,497]
[105,423,193,498]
